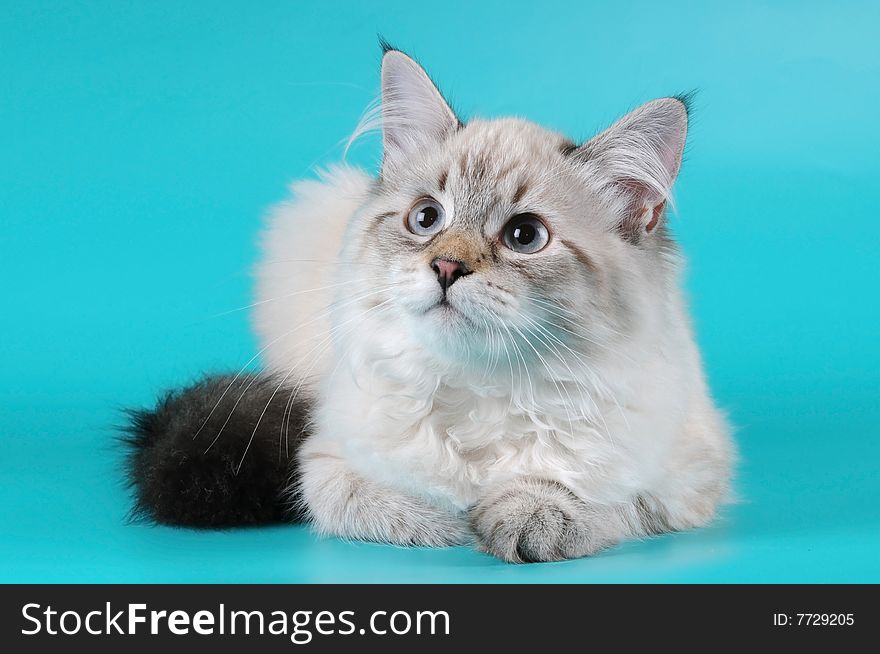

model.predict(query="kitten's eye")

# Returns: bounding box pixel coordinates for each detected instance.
[502,214,550,254]
[406,198,446,236]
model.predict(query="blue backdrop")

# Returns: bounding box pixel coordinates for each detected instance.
[2,1,878,582]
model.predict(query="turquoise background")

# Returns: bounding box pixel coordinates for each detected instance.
[2,1,878,582]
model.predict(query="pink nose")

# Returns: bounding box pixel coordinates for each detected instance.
[431,257,471,291]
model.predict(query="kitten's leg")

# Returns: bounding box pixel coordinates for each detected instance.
[297,447,470,547]
[470,478,646,563]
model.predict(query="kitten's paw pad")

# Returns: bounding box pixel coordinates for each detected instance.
[471,485,589,563]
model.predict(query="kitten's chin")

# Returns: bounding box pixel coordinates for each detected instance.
[400,301,502,370]
[400,295,485,346]
[406,299,477,341]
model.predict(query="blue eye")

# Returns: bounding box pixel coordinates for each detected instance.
[406,198,445,235]
[502,214,550,253]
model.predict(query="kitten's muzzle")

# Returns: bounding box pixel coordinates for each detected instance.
[431,257,472,292]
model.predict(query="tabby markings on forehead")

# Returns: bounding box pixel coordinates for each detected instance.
[561,239,598,273]
[512,182,529,205]
[368,211,397,233]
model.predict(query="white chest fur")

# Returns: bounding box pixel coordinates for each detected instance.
[308,307,681,512]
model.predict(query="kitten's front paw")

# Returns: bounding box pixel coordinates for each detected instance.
[299,449,472,547]
[470,479,610,563]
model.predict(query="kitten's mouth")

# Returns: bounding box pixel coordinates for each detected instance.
[428,298,457,314]
[425,298,478,329]
[425,298,465,320]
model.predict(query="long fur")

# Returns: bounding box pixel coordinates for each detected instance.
[124,48,733,562]
[122,374,310,527]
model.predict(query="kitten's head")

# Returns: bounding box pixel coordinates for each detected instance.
[348,49,688,372]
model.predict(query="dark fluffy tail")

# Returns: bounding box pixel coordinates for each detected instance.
[122,373,312,528]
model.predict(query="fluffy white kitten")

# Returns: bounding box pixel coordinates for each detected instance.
[250,48,734,562]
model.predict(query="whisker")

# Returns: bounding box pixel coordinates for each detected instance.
[202,283,403,454]
[210,277,382,318]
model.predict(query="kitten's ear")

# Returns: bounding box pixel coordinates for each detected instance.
[573,98,688,239]
[381,49,459,169]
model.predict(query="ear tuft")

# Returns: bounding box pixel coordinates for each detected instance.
[378,35,397,55]
[573,97,689,240]
[671,91,696,121]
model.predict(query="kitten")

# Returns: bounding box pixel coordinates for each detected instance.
[125,46,734,562]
